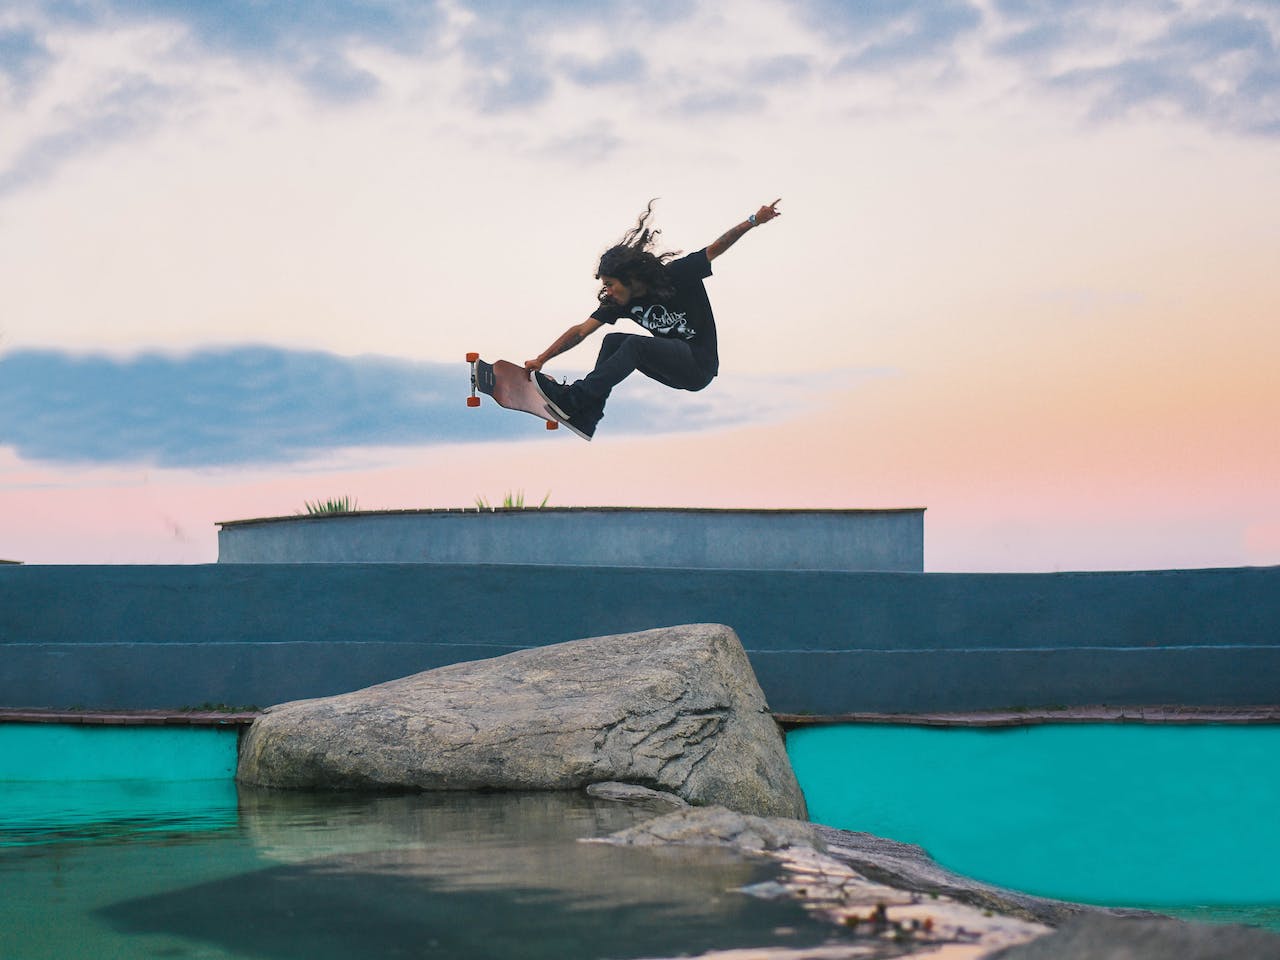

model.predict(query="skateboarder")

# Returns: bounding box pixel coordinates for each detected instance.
[526,198,782,439]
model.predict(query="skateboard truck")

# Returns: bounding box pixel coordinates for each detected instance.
[466,352,482,407]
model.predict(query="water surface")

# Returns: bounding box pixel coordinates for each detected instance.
[1,787,849,960]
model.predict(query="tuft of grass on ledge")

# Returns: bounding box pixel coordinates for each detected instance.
[474,490,551,511]
[303,496,358,515]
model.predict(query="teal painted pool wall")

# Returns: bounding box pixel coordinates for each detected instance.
[786,724,1280,906]
[2,563,1278,713]
[0,725,239,781]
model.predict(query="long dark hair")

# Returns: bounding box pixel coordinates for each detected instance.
[595,199,680,304]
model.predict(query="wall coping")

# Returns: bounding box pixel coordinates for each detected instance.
[217,506,927,529]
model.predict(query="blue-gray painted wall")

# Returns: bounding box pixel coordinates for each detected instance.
[216,508,926,571]
[2,563,1276,714]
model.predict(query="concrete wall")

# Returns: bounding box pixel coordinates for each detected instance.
[216,508,926,572]
[3,563,1277,714]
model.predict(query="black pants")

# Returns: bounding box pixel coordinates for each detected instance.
[579,332,714,403]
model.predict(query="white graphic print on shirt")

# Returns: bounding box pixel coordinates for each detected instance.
[632,304,695,339]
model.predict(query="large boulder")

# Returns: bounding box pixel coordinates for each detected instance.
[237,623,807,819]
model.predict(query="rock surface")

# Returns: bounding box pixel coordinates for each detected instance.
[594,806,1052,957]
[237,623,807,819]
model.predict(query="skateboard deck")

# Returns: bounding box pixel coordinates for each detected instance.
[467,354,560,432]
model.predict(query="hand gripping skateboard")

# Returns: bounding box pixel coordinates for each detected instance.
[466,354,560,432]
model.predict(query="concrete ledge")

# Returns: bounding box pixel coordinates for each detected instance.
[775,706,1280,727]
[216,506,926,571]
[0,708,258,726]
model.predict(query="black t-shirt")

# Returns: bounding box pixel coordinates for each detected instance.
[590,248,718,376]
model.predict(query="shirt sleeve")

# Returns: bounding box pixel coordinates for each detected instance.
[665,248,712,284]
[590,302,622,324]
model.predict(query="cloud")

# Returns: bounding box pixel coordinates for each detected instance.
[745,54,814,86]
[559,48,647,88]
[98,0,436,100]
[676,88,768,116]
[0,347,505,467]
[0,70,173,197]
[0,25,52,95]
[0,345,854,468]
[992,3,1280,137]
[811,0,982,73]
[4,0,1278,214]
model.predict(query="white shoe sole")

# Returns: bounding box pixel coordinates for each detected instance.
[547,407,592,441]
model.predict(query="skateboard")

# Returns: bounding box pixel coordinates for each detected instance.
[466,354,559,432]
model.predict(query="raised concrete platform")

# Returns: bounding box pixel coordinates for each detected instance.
[217,507,926,571]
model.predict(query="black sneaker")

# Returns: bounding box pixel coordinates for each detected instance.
[531,372,574,420]
[532,373,605,441]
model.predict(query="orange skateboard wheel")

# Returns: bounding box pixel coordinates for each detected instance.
[466,352,479,362]
[545,420,558,430]
[467,396,481,407]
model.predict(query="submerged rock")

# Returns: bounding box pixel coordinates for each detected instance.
[237,623,807,819]
[600,804,817,853]
[585,781,690,810]
[595,806,1053,956]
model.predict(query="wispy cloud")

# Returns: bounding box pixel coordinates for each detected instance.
[0,347,499,467]
[4,0,1278,207]
[558,48,648,88]
[819,0,983,73]
[0,71,173,197]
[993,2,1280,137]
[0,346,862,468]
[92,0,434,100]
[0,25,52,95]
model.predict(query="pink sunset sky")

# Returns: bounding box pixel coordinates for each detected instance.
[2,0,1278,571]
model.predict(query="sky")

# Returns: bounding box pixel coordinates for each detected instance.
[1,0,1277,570]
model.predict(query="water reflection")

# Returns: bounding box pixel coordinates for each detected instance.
[0,778,239,846]
[74,790,846,960]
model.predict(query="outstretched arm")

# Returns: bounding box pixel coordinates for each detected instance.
[525,317,603,372]
[706,199,782,262]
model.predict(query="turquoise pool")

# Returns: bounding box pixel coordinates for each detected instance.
[0,723,239,782]
[0,724,241,845]
[5,718,1279,955]
[0,725,847,960]
[787,723,1280,924]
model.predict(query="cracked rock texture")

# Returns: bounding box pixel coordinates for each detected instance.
[236,623,807,819]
